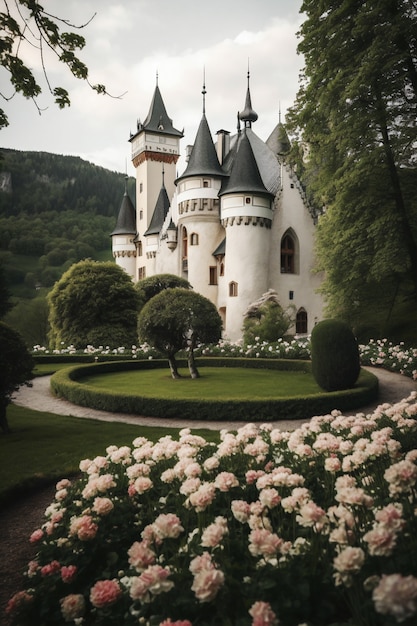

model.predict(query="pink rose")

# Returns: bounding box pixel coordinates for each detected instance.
[61,565,77,583]
[191,568,225,602]
[90,579,122,608]
[41,560,61,576]
[128,540,156,571]
[93,496,114,515]
[30,528,44,543]
[69,515,98,541]
[214,471,239,492]
[249,601,278,626]
[60,594,85,622]
[6,591,33,615]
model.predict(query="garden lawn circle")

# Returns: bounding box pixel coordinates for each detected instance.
[50,358,379,423]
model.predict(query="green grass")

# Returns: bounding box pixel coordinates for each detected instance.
[0,404,219,503]
[80,367,323,400]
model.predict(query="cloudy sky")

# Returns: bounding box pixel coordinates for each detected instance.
[1,0,304,175]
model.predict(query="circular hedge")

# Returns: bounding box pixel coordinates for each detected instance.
[50,358,379,422]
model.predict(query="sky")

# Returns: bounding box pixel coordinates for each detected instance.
[0,0,304,176]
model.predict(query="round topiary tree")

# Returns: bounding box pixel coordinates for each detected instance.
[48,260,138,350]
[0,321,35,433]
[311,318,360,391]
[138,288,222,379]
[135,274,192,314]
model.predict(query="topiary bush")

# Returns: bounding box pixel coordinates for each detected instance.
[311,319,360,391]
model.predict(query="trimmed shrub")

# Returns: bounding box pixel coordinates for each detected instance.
[311,319,360,391]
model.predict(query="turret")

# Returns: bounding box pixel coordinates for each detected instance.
[111,176,137,279]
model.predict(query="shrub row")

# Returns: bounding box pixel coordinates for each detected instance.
[50,359,379,422]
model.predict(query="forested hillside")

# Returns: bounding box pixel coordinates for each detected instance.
[0,149,136,346]
[0,148,135,291]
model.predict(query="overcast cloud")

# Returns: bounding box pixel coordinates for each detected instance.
[0,0,304,174]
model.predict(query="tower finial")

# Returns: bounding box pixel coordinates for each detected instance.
[156,70,158,86]
[202,66,206,115]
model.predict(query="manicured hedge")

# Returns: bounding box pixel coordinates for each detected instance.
[50,358,379,422]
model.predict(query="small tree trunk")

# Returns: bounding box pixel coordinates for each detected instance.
[168,355,181,379]
[0,401,10,434]
[187,347,200,379]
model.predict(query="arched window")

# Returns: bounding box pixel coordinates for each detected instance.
[182,227,188,273]
[281,234,295,273]
[190,232,199,245]
[296,308,308,334]
[229,281,238,297]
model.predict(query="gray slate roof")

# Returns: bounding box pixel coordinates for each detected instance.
[110,187,136,235]
[131,85,183,140]
[176,113,226,182]
[144,183,170,236]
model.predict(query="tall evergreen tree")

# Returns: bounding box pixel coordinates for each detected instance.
[287,0,417,328]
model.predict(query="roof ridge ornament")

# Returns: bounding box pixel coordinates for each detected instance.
[239,65,258,128]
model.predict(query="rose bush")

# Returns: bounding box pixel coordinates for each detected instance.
[7,390,417,625]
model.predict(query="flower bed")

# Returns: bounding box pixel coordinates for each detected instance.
[7,392,417,626]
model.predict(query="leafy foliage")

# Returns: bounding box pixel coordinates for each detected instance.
[243,290,295,345]
[287,0,417,325]
[48,260,138,349]
[0,321,34,433]
[311,319,360,392]
[0,2,113,127]
[135,274,192,313]
[138,288,222,378]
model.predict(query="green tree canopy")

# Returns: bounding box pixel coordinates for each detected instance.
[287,0,417,329]
[138,288,222,379]
[0,321,34,433]
[135,274,192,313]
[48,260,138,349]
[0,1,117,128]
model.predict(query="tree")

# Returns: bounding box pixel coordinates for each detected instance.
[48,260,138,349]
[287,0,417,327]
[0,261,13,318]
[136,274,192,314]
[5,295,49,347]
[0,321,34,433]
[242,290,295,345]
[138,288,222,379]
[0,1,121,128]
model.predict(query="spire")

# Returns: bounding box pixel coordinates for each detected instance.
[140,81,183,137]
[110,177,136,235]
[219,130,272,198]
[144,167,171,236]
[238,67,258,128]
[176,79,225,182]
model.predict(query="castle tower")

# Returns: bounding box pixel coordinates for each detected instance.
[111,176,137,279]
[129,78,183,280]
[144,167,171,275]
[219,76,274,341]
[175,81,226,303]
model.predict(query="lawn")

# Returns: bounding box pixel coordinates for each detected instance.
[79,367,323,400]
[0,404,218,502]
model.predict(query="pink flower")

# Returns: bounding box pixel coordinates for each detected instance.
[41,560,61,576]
[231,499,251,523]
[296,501,328,530]
[189,552,215,575]
[159,620,192,626]
[248,529,283,558]
[6,591,33,615]
[384,460,417,496]
[333,547,365,586]
[373,574,417,622]
[191,567,225,602]
[188,482,216,511]
[60,594,85,622]
[30,528,44,543]
[61,565,77,583]
[90,579,122,608]
[363,526,397,556]
[133,476,153,494]
[128,540,156,571]
[129,565,173,601]
[69,515,98,541]
[201,516,228,548]
[249,601,278,626]
[153,513,184,541]
[214,471,239,492]
[93,496,114,515]
[259,488,281,509]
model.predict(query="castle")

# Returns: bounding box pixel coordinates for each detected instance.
[111,74,323,342]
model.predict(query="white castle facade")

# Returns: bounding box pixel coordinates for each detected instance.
[111,76,323,342]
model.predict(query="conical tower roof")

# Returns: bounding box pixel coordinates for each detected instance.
[110,179,136,235]
[132,82,183,139]
[266,121,291,157]
[219,131,273,198]
[144,174,171,236]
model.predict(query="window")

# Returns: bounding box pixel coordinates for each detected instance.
[245,196,251,204]
[203,179,210,188]
[229,281,238,297]
[139,210,143,220]
[296,308,308,334]
[209,266,217,285]
[140,182,143,193]
[138,240,143,256]
[220,262,224,277]
[138,266,146,280]
[190,232,199,245]
[281,232,295,273]
[182,227,188,274]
